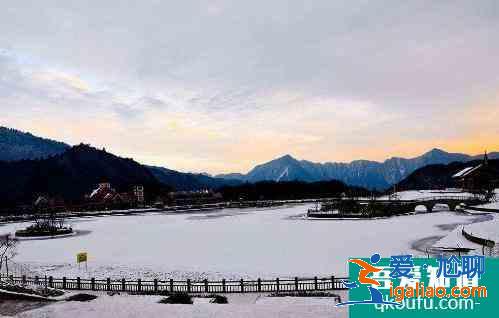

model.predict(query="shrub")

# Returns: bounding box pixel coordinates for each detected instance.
[209,294,228,304]
[268,291,341,302]
[129,290,169,296]
[66,294,98,302]
[0,282,64,298]
[38,288,65,298]
[159,292,193,304]
[15,225,73,237]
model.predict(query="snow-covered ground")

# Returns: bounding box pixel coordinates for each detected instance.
[433,200,499,254]
[0,204,483,280]
[462,201,499,247]
[432,227,484,252]
[465,217,499,243]
[15,292,348,318]
[471,201,499,210]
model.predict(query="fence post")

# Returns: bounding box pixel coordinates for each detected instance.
[331,276,335,289]
[314,277,318,290]
[138,279,142,293]
[35,275,39,285]
[77,277,81,290]
[170,279,174,292]
[122,278,126,292]
[187,279,191,293]
[107,278,111,291]
[222,279,226,293]
[295,277,298,291]
[204,279,208,293]
[240,279,244,293]
[154,279,158,293]
[91,278,95,291]
[62,277,66,289]
[276,278,280,293]
[257,278,261,292]
[49,276,53,288]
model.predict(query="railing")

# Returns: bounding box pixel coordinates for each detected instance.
[308,195,488,218]
[0,275,348,294]
[320,196,483,204]
[461,205,499,213]
[461,228,495,248]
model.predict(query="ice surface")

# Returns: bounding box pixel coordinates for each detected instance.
[0,204,480,280]
[434,199,499,252]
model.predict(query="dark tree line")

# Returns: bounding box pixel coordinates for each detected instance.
[219,180,374,201]
[0,126,69,161]
[395,159,499,193]
[0,144,168,209]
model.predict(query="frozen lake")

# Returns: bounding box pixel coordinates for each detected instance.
[0,204,481,280]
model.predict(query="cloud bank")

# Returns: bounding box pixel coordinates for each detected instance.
[1,1,498,173]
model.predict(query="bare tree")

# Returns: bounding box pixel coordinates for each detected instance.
[32,212,42,228]
[0,234,18,276]
[57,217,66,229]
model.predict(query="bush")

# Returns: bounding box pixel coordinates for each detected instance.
[38,288,65,298]
[66,294,98,302]
[159,292,193,304]
[268,291,341,302]
[15,225,73,237]
[129,290,169,296]
[0,283,39,295]
[0,282,64,298]
[209,294,228,304]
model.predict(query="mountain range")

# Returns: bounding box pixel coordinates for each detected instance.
[0,127,241,199]
[216,150,498,190]
[0,144,162,206]
[0,127,70,161]
[1,126,497,192]
[147,166,241,191]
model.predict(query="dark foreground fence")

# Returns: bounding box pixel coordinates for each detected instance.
[0,274,348,294]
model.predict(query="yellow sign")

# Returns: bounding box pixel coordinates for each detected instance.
[77,252,88,263]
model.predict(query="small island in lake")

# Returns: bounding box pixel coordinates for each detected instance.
[15,214,73,237]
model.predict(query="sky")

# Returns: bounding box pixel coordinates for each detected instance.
[1,1,499,174]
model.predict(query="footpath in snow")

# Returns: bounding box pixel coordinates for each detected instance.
[433,200,499,255]
[463,202,499,244]
[14,292,348,318]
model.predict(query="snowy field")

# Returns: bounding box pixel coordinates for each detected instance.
[0,203,484,281]
[462,201,499,244]
[15,292,348,318]
[433,199,499,254]
[465,215,499,242]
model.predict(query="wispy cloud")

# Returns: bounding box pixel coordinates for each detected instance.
[1,1,499,173]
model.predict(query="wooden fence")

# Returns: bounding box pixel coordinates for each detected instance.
[461,228,495,248]
[0,274,347,294]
